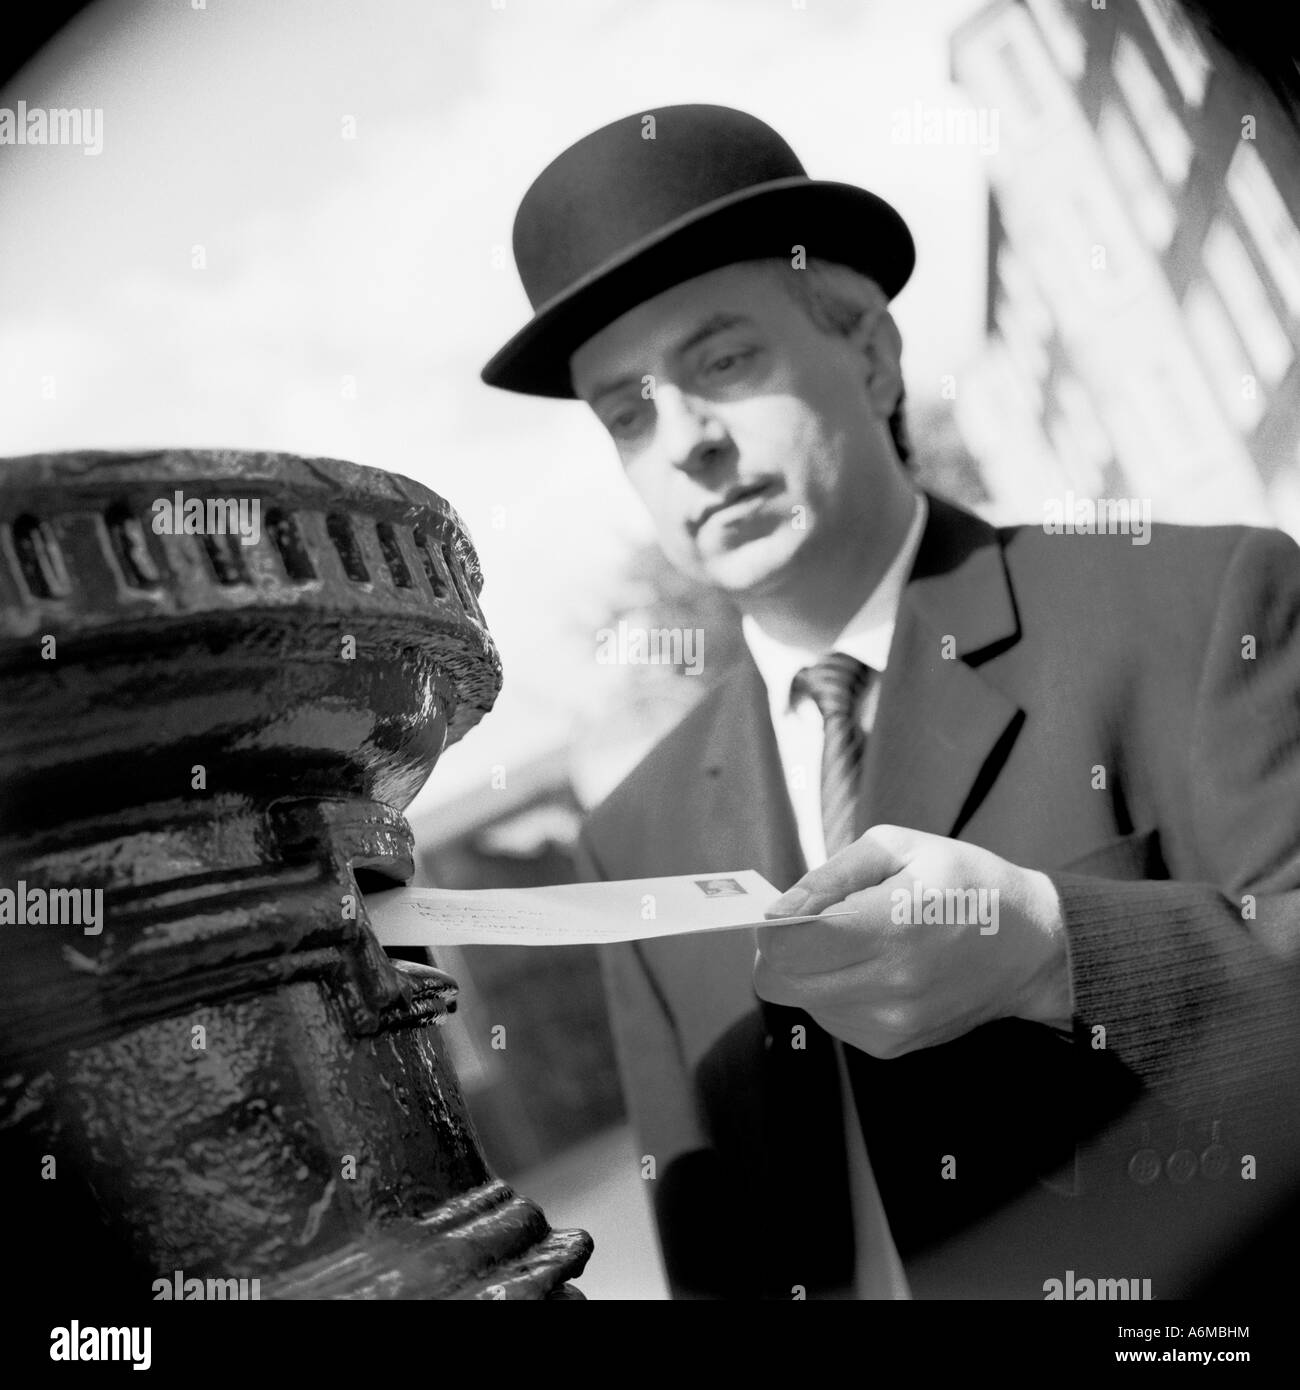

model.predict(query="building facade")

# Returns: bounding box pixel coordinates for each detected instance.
[951,0,1300,537]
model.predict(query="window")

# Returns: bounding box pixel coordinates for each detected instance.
[1183,279,1266,430]
[1051,374,1113,491]
[1026,0,1086,80]
[1098,103,1175,250]
[1226,143,1300,317]
[1135,0,1211,108]
[1202,220,1293,385]
[995,289,1050,405]
[1114,32,1192,185]
[994,35,1046,123]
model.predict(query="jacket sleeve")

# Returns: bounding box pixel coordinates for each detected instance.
[1049,526,1300,1128]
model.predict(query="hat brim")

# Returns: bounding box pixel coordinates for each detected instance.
[480,177,915,398]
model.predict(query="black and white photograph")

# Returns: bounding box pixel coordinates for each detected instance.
[1,0,1298,1367]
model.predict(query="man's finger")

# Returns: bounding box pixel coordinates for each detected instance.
[767,826,912,917]
[755,891,893,974]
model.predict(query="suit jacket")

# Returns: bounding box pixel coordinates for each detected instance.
[578,494,1300,1300]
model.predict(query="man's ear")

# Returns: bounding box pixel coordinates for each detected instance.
[850,307,904,421]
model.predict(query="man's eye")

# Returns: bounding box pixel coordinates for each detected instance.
[608,408,644,437]
[706,348,754,376]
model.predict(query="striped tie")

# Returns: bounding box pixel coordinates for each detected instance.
[794,652,871,855]
[794,651,914,1297]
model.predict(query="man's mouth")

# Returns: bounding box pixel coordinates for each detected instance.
[692,480,778,534]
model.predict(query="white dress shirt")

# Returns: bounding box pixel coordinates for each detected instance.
[741,490,928,1300]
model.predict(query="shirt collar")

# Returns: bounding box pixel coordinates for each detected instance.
[741,490,928,716]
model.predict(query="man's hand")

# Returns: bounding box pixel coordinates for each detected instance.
[755,825,1072,1058]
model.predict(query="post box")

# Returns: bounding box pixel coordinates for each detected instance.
[0,449,593,1299]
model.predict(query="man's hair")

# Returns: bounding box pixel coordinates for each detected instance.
[763,257,911,467]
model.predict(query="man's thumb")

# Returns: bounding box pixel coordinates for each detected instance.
[767,825,913,916]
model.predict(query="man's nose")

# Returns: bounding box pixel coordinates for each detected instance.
[658,387,731,474]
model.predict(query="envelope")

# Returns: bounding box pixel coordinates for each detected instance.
[364,870,849,947]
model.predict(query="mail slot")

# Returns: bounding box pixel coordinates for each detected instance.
[0,448,592,1300]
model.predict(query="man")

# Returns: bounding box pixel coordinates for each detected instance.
[481,104,1300,1300]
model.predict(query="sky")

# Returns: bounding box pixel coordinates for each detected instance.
[0,0,990,820]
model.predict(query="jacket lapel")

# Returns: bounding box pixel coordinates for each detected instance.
[861,494,1024,840]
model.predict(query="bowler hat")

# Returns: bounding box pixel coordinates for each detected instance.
[480,104,914,397]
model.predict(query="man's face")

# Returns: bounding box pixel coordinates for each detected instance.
[569,261,907,600]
